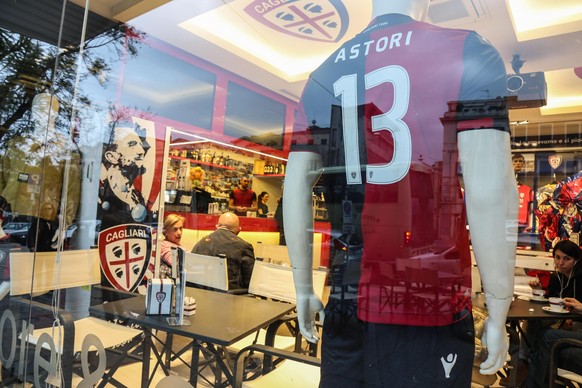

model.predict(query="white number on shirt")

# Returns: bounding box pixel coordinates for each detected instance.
[333,65,412,185]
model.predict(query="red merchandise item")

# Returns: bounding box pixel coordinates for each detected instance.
[517,183,533,226]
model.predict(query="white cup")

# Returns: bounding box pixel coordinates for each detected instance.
[548,297,565,311]
[532,289,544,298]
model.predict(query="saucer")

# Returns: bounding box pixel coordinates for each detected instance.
[542,306,569,314]
[529,296,549,303]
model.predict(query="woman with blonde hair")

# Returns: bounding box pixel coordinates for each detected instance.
[160,214,185,278]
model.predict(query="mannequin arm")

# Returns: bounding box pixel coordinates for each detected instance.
[283,152,325,343]
[458,129,518,374]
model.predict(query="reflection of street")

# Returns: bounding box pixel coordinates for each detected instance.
[0,222,31,245]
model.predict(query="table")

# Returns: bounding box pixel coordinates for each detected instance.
[473,293,577,387]
[90,287,295,387]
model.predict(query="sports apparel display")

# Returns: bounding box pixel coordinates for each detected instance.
[292,14,509,327]
[518,183,533,226]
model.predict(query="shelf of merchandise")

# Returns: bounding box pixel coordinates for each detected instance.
[169,155,237,171]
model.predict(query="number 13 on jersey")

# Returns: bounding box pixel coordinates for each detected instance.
[333,65,412,186]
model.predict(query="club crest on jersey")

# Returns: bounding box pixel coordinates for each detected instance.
[244,0,349,43]
[548,155,562,169]
[99,224,152,292]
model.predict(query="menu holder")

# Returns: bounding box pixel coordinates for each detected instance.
[167,247,191,326]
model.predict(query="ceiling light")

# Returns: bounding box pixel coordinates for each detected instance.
[170,129,287,162]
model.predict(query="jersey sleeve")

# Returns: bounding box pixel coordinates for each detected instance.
[456,32,510,133]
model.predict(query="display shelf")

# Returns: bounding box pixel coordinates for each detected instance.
[253,174,285,178]
[169,155,236,171]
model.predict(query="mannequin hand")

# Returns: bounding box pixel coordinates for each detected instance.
[50,214,65,250]
[296,293,325,343]
[479,317,509,374]
[479,295,511,374]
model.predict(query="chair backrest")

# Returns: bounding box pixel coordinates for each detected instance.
[248,260,327,303]
[10,249,101,296]
[258,244,292,266]
[183,251,229,291]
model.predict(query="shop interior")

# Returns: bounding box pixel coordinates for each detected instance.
[1,0,582,387]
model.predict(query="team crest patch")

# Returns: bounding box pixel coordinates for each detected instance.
[548,155,562,169]
[244,0,349,42]
[99,224,153,292]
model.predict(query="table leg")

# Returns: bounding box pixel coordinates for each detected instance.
[206,343,234,387]
[165,333,173,370]
[142,329,151,388]
[190,340,200,386]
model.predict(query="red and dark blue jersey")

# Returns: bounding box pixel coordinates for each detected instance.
[291,14,509,326]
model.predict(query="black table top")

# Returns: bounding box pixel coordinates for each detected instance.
[473,293,578,320]
[89,287,295,346]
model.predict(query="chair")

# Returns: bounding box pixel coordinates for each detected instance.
[549,338,582,388]
[4,249,142,388]
[182,250,248,294]
[183,251,229,292]
[227,260,328,355]
[233,344,321,388]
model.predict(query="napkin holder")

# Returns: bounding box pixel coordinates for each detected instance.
[146,278,175,315]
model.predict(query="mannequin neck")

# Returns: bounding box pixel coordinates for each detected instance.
[372,0,429,21]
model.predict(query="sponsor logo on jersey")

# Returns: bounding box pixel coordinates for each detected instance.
[244,0,349,42]
[440,353,458,378]
[99,223,152,292]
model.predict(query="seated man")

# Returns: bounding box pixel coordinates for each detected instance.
[191,212,255,290]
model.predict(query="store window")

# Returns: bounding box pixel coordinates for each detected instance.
[1,0,582,386]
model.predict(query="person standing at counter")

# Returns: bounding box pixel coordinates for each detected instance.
[191,212,255,291]
[228,176,257,217]
[159,214,185,278]
[257,191,269,218]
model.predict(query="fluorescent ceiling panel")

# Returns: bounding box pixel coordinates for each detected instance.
[179,0,372,82]
[507,0,582,41]
[541,69,582,116]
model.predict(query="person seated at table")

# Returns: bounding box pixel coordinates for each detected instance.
[257,191,269,218]
[525,297,582,388]
[191,212,255,291]
[510,240,582,386]
[159,214,185,279]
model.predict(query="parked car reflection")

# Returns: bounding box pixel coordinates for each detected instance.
[1,222,31,245]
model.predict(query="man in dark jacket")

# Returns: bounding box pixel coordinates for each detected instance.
[191,212,255,290]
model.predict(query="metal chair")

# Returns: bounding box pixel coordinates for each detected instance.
[5,249,142,388]
[549,338,582,388]
[234,344,321,388]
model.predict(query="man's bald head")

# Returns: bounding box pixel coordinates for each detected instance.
[216,212,240,234]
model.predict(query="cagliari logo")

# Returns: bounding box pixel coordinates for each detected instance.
[244,0,349,43]
[99,223,153,292]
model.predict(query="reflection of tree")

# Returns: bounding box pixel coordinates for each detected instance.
[0,23,144,145]
[104,103,153,146]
